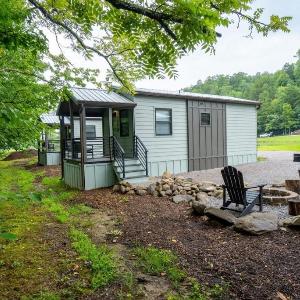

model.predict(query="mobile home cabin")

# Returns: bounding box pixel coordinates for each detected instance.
[57,87,259,190]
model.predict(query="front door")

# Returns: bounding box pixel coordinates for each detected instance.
[112,109,134,157]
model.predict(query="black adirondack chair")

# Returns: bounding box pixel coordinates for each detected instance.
[221,166,266,217]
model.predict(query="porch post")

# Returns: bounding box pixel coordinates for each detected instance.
[79,104,87,189]
[108,107,113,136]
[69,101,75,158]
[45,131,49,152]
[59,116,65,179]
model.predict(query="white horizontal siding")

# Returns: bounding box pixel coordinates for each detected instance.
[226,104,257,165]
[134,95,188,175]
[73,118,103,138]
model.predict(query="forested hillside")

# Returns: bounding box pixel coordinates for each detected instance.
[185,51,300,134]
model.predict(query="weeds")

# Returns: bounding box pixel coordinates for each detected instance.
[134,246,186,287]
[135,246,228,299]
[70,228,119,288]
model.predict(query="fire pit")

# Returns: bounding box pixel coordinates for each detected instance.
[262,188,299,205]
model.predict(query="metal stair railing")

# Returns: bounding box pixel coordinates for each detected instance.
[133,135,149,176]
[110,136,126,179]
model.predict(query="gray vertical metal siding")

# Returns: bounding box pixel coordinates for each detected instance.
[46,153,60,165]
[64,161,83,189]
[188,100,226,171]
[84,163,116,190]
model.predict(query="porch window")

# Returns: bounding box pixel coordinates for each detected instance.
[201,113,211,126]
[155,109,172,136]
[86,125,96,139]
[120,110,129,137]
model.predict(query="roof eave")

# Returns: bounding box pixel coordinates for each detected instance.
[135,90,260,106]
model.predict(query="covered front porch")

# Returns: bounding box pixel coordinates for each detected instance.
[57,88,148,190]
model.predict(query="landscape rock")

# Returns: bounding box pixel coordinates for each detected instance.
[172,194,194,204]
[120,185,127,194]
[234,212,278,235]
[212,189,223,199]
[165,190,173,196]
[196,192,209,201]
[281,215,300,228]
[192,195,209,215]
[162,184,170,191]
[147,184,156,195]
[127,190,135,195]
[204,207,237,225]
[200,185,216,193]
[112,184,120,193]
[162,171,172,179]
[159,190,166,197]
[136,189,147,196]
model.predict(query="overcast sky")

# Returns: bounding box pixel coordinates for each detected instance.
[49,0,300,91]
[138,0,300,90]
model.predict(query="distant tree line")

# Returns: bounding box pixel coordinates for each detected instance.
[185,50,300,135]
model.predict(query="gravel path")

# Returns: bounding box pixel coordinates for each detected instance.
[179,151,300,219]
[179,151,300,186]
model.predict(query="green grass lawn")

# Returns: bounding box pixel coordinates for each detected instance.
[257,135,300,151]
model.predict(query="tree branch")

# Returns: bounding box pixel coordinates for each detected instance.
[0,68,51,83]
[27,0,128,88]
[106,0,221,38]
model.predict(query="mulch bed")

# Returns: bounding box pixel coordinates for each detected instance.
[76,189,300,300]
[2,149,37,161]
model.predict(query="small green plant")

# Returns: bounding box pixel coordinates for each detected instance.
[42,197,70,223]
[0,232,17,241]
[41,176,63,189]
[134,247,186,286]
[70,228,119,289]
[68,204,92,215]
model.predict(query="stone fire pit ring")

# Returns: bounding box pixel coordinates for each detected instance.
[262,188,299,205]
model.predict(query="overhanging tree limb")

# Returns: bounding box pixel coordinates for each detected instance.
[27,0,128,87]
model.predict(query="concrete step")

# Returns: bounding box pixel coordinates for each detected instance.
[116,170,146,178]
[125,176,150,184]
[115,164,143,172]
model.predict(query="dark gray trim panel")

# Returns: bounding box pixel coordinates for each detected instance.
[188,100,227,171]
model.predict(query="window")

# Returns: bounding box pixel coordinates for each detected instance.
[120,110,129,137]
[201,113,211,126]
[155,109,172,135]
[86,125,96,139]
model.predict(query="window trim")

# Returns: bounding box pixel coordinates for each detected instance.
[200,112,211,126]
[86,124,96,139]
[155,108,172,136]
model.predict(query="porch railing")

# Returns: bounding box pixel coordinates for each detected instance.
[133,135,148,176]
[38,139,60,152]
[64,137,111,160]
[110,136,125,179]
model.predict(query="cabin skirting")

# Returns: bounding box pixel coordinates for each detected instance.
[38,152,60,166]
[63,160,117,190]
[148,159,188,177]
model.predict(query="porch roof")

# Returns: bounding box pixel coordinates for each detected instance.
[40,112,70,125]
[70,87,135,107]
[57,87,136,116]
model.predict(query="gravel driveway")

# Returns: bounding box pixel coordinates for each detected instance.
[180,151,300,186]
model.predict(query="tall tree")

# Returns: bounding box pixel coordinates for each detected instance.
[0,0,292,149]
[185,50,300,135]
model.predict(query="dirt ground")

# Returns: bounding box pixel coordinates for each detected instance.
[3,149,37,161]
[76,188,300,300]
[12,161,299,299]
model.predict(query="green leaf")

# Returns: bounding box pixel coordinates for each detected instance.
[0,232,17,240]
